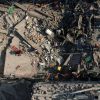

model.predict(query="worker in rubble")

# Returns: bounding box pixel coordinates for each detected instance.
[55,65,63,80]
[46,62,88,81]
[55,65,72,80]
[46,64,57,81]
[46,64,63,81]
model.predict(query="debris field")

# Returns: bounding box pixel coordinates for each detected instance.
[0,0,100,100]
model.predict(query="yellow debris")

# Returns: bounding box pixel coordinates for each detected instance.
[57,66,62,71]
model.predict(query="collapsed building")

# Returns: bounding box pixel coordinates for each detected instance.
[0,0,99,80]
[0,0,100,100]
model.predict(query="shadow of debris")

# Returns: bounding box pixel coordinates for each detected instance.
[0,49,6,76]
[0,80,32,100]
[0,35,14,76]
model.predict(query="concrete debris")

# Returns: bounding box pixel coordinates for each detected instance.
[46,29,54,37]
[0,0,100,99]
[32,82,100,100]
[0,0,99,80]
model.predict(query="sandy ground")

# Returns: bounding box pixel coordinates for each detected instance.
[4,36,38,78]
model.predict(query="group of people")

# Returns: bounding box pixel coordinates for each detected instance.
[46,64,82,81]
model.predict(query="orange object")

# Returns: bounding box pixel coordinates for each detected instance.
[11,46,22,55]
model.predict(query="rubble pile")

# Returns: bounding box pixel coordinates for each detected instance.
[0,0,100,100]
[32,82,100,100]
[0,0,100,80]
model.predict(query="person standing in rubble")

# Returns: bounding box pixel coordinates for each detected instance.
[46,64,58,81]
[46,64,64,81]
[46,64,73,81]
